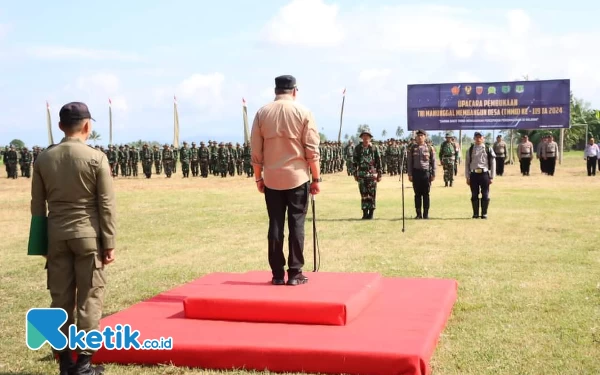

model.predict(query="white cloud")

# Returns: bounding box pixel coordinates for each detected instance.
[262,0,344,47]
[27,46,141,62]
[263,2,600,123]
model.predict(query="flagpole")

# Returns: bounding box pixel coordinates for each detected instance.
[46,101,54,145]
[337,88,346,143]
[174,95,180,148]
[242,98,250,144]
[109,98,113,145]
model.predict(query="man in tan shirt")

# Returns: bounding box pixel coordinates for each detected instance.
[517,135,534,176]
[251,75,321,286]
[31,102,116,375]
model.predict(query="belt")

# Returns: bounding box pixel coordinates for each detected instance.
[471,168,487,173]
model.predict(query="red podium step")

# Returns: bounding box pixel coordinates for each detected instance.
[182,271,382,325]
[94,271,459,375]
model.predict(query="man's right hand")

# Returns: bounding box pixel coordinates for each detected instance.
[103,249,115,265]
[256,180,265,193]
[310,181,320,195]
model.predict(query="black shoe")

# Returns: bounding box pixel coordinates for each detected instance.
[367,209,374,219]
[73,354,104,375]
[362,209,368,219]
[422,211,429,219]
[271,278,285,285]
[287,274,308,286]
[58,351,75,375]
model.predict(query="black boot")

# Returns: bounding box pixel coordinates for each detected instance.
[480,199,489,219]
[362,209,368,219]
[423,195,430,219]
[73,354,104,375]
[368,208,374,219]
[57,350,75,375]
[414,196,422,219]
[471,198,479,218]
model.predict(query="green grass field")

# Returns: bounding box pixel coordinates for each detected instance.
[1,152,599,375]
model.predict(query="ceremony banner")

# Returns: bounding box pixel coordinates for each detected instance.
[406,79,570,130]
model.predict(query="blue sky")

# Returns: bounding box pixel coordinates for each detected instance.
[1,0,599,147]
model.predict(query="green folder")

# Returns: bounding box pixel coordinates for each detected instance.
[27,216,48,256]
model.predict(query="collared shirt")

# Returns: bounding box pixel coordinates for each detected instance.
[407,143,436,177]
[542,141,559,158]
[31,137,117,248]
[250,94,320,190]
[465,143,497,179]
[518,141,534,159]
[493,141,507,157]
[584,144,599,158]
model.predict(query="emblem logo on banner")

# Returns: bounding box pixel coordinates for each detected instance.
[451,86,460,95]
[515,85,524,93]
[465,86,472,95]
[476,86,483,95]
[501,85,511,94]
[488,87,496,94]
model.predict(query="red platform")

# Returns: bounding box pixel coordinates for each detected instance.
[94,271,458,375]
[182,271,382,325]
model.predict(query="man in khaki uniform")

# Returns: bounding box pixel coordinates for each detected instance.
[31,102,116,375]
[517,135,534,176]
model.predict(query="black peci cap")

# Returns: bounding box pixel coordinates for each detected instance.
[59,102,95,124]
[275,75,297,90]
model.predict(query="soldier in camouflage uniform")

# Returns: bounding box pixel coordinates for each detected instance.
[210,141,219,176]
[227,143,236,176]
[199,141,210,177]
[171,144,178,174]
[162,144,174,178]
[140,143,153,178]
[179,141,191,178]
[439,133,458,187]
[353,127,383,219]
[20,146,32,178]
[189,142,199,177]
[118,145,128,177]
[130,146,139,177]
[108,145,118,177]
[344,140,355,176]
[6,145,18,179]
[242,142,253,177]
[235,143,243,175]
[153,145,162,174]
[217,142,229,177]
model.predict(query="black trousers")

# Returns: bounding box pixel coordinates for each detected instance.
[496,157,505,176]
[587,157,597,176]
[520,158,531,175]
[544,157,556,176]
[264,182,309,279]
[470,171,490,200]
[412,169,430,212]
